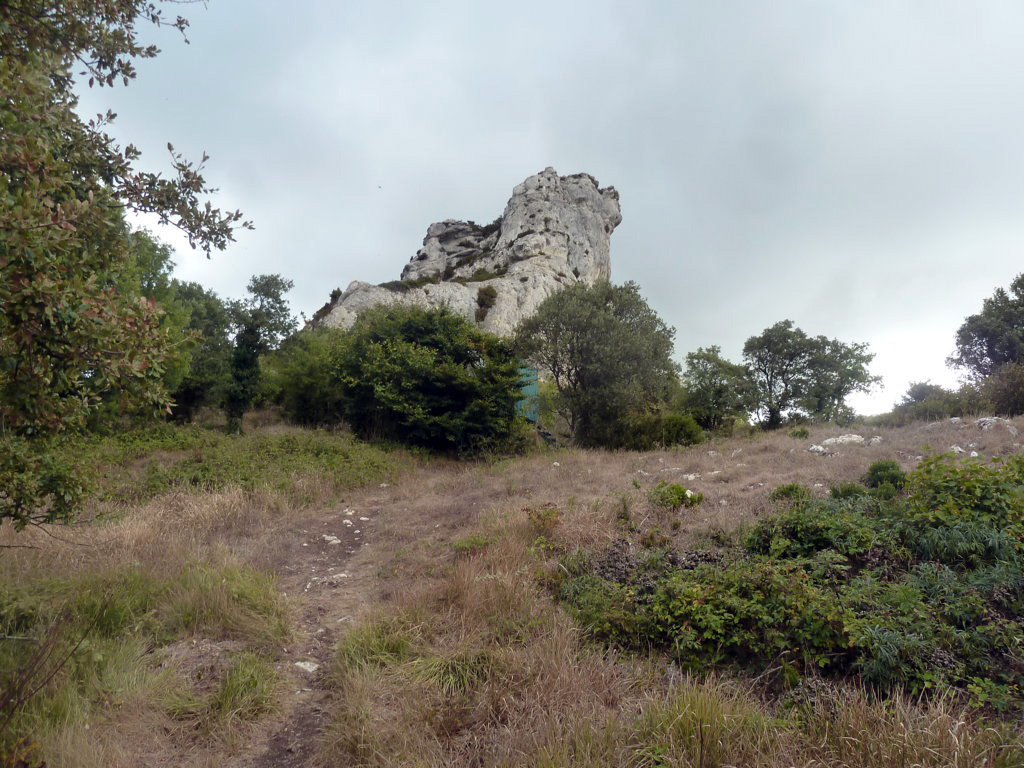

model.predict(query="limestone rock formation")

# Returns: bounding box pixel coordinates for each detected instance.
[318,168,621,336]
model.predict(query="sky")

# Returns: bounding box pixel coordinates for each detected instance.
[75,0,1024,415]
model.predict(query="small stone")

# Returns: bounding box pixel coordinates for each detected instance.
[552,462,560,467]
[359,516,370,521]
[970,451,979,457]
[294,661,320,674]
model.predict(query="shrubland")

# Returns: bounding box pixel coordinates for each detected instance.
[3,406,1024,766]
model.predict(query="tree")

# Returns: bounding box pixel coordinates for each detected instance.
[981,363,1024,417]
[169,282,233,421]
[1,1,249,527]
[742,320,877,429]
[224,275,296,432]
[681,346,753,431]
[336,305,523,454]
[948,273,1024,382]
[514,281,680,447]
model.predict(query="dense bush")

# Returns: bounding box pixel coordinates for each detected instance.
[873,381,991,426]
[268,329,350,426]
[862,459,907,490]
[337,305,525,455]
[981,362,1024,417]
[514,281,680,448]
[606,409,704,450]
[559,453,1024,709]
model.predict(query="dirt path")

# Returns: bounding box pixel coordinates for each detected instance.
[224,462,486,768]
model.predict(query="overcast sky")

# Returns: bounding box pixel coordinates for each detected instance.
[76,1,1024,414]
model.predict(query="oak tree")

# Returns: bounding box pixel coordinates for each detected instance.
[1,1,250,526]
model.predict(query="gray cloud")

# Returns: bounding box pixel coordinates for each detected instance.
[74,0,1024,413]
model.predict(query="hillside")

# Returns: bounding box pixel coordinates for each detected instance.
[2,416,1023,766]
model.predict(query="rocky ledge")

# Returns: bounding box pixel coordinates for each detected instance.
[316,167,621,336]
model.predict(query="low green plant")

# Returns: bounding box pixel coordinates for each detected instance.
[208,652,278,722]
[558,454,1024,708]
[788,426,810,439]
[62,424,398,508]
[768,483,811,504]
[830,482,867,499]
[647,481,703,510]
[862,460,907,490]
[409,649,494,696]
[452,534,491,556]
[526,503,561,533]
[333,615,421,675]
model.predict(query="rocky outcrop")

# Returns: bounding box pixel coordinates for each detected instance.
[317,168,621,336]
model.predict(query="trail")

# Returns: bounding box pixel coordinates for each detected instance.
[225,462,487,768]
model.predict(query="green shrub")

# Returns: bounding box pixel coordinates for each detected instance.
[336,305,525,455]
[862,460,907,490]
[647,481,703,510]
[768,483,811,504]
[830,482,867,499]
[267,329,349,426]
[611,410,704,450]
[744,499,890,560]
[557,453,1024,708]
[788,426,810,439]
[452,534,491,556]
[981,362,1024,417]
[525,503,561,532]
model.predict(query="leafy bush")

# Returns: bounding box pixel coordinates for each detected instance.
[647,481,703,510]
[862,460,907,490]
[609,409,704,450]
[268,329,349,426]
[788,426,810,439]
[744,500,891,560]
[830,482,867,499]
[525,503,561,532]
[475,285,498,322]
[981,362,1024,416]
[559,454,1024,708]
[336,305,526,455]
[872,381,991,426]
[768,483,811,504]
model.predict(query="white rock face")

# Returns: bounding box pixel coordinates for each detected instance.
[318,168,621,336]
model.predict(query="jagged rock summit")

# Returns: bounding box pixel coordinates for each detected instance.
[317,168,621,336]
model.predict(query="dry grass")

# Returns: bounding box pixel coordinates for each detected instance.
[4,415,1023,766]
[315,416,1024,767]
[317,495,1024,768]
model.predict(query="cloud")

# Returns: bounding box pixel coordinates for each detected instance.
[73,0,1024,414]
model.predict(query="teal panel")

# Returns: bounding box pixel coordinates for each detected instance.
[516,366,540,422]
